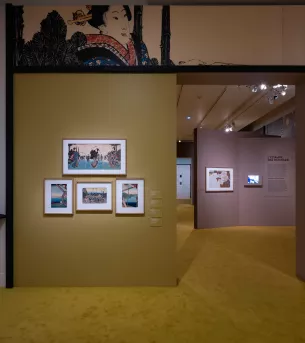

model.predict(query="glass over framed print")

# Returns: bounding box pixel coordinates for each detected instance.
[44,179,73,214]
[63,139,126,175]
[76,182,113,211]
[205,167,234,192]
[116,179,145,214]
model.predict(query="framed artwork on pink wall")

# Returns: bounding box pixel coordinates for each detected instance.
[205,167,233,192]
[245,175,263,187]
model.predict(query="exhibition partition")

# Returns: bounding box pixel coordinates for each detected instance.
[195,130,295,229]
[4,3,305,287]
[13,74,177,286]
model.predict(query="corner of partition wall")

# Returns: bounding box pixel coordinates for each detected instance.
[194,128,198,229]
[5,3,14,288]
[295,84,305,282]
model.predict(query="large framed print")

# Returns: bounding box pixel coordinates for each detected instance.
[116,179,145,214]
[44,179,73,214]
[63,139,126,175]
[76,182,113,212]
[205,168,234,192]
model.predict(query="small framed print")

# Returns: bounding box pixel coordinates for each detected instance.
[44,179,73,215]
[245,174,263,187]
[76,182,113,212]
[116,179,145,214]
[63,139,127,176]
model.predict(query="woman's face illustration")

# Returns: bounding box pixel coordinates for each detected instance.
[100,6,131,45]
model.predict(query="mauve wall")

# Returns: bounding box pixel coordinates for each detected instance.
[239,138,295,226]
[196,130,295,229]
[197,130,239,229]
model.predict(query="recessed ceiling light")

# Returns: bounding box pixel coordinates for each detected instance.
[186,116,191,120]
[178,140,181,143]
[260,83,267,90]
[200,126,203,129]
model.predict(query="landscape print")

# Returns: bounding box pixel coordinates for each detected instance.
[76,182,112,211]
[82,187,107,204]
[51,184,67,208]
[248,175,259,185]
[68,143,121,170]
[122,184,138,208]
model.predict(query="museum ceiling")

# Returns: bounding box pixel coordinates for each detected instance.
[177,84,295,141]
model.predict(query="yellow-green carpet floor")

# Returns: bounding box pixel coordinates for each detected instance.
[1,204,305,343]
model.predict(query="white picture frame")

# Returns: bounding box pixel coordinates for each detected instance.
[116,179,145,214]
[63,139,127,176]
[205,167,234,192]
[76,182,113,212]
[44,179,73,215]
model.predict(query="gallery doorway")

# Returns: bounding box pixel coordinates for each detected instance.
[176,163,191,200]
[175,70,305,281]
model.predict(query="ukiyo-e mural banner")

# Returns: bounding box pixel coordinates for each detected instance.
[12,5,305,67]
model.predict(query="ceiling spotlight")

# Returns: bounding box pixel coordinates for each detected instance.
[178,140,181,143]
[224,124,233,133]
[186,116,191,120]
[248,83,288,105]
[200,126,203,129]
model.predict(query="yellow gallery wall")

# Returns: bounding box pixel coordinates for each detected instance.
[14,74,177,286]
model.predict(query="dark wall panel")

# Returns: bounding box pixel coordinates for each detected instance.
[177,141,194,159]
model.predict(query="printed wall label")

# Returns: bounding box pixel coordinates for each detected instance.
[150,199,162,209]
[149,209,162,218]
[150,218,163,227]
[150,190,162,199]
